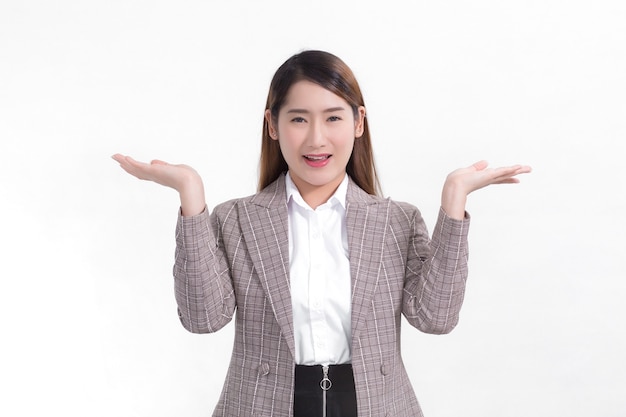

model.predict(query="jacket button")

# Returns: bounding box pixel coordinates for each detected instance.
[380,364,388,376]
[258,362,270,376]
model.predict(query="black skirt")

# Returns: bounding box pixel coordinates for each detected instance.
[293,364,358,417]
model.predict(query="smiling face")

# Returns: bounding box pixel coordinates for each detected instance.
[265,80,365,208]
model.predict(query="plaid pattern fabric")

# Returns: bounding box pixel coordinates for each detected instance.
[174,174,470,417]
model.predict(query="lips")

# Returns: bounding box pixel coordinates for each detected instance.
[304,154,330,161]
[303,154,331,167]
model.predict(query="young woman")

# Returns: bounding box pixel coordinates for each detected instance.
[113,50,530,417]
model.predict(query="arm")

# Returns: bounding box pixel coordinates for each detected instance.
[173,205,236,333]
[402,207,470,334]
[403,160,531,333]
[112,154,236,333]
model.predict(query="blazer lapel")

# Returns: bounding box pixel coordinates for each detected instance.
[238,175,296,360]
[237,175,388,360]
[346,179,390,341]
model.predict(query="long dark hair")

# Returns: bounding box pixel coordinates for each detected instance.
[259,50,381,196]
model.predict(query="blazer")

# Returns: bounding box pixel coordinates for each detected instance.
[173,174,470,417]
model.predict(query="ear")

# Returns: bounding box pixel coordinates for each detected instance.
[265,109,278,140]
[354,106,366,138]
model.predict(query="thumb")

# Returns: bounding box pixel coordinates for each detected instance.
[472,160,489,171]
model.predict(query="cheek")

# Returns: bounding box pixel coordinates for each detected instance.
[277,132,296,149]
[277,135,301,160]
[334,129,356,152]
[277,121,300,140]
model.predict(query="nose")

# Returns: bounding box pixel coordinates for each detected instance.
[306,119,325,148]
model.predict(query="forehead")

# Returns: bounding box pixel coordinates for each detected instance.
[282,80,349,110]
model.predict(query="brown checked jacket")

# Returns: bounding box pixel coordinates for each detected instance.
[173,174,470,417]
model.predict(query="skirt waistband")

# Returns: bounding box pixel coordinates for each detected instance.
[295,364,355,393]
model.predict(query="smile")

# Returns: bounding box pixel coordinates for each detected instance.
[303,154,331,167]
[304,154,331,161]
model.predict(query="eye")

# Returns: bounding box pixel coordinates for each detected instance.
[291,117,307,123]
[327,115,342,122]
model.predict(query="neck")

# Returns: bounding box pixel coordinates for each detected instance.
[291,175,344,210]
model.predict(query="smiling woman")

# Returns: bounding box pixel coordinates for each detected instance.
[259,51,379,203]
[265,80,366,209]
[112,50,530,417]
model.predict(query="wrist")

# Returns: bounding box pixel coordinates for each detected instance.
[179,174,206,217]
[441,180,467,220]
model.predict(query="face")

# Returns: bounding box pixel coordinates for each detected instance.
[265,80,365,205]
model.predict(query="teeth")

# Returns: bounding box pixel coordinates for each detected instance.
[305,155,329,160]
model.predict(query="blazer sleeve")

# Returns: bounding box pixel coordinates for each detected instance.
[402,206,470,334]
[172,203,237,333]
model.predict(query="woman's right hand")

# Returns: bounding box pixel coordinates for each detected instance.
[112,153,206,216]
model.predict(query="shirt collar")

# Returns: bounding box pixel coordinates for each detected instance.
[285,171,348,211]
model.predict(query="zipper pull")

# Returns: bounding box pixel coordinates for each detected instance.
[320,365,332,391]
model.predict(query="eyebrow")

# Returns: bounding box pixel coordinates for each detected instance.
[286,107,346,114]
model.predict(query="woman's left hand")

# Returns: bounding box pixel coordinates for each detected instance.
[441,160,532,219]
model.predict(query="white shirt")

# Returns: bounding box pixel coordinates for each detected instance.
[286,172,352,365]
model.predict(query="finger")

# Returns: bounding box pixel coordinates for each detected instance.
[472,160,489,171]
[151,159,169,166]
[112,154,136,173]
[117,156,155,180]
[492,165,530,179]
[125,156,155,172]
[491,166,531,183]
[125,155,143,165]
[497,164,531,174]
[114,160,145,179]
[492,178,521,185]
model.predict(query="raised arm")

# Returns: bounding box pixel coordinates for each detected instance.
[112,153,236,333]
[403,160,531,333]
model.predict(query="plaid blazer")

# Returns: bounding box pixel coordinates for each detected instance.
[173,174,470,417]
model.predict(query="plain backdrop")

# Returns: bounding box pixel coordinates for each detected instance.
[1,1,625,416]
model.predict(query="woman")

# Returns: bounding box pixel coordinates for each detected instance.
[113,50,530,417]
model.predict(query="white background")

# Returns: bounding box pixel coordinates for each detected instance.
[1,1,625,416]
